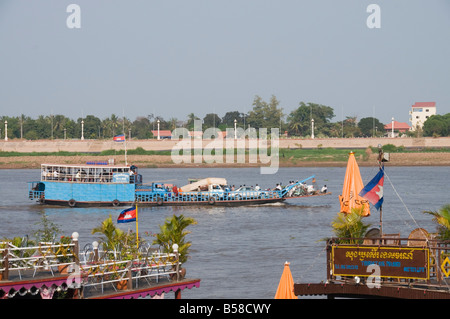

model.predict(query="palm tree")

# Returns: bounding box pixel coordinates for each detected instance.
[187,113,200,131]
[110,114,119,137]
[288,121,301,136]
[423,204,450,240]
[91,215,126,251]
[153,214,197,264]
[331,208,371,244]
[168,117,178,131]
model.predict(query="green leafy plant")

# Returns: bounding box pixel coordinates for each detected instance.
[423,204,450,240]
[33,211,61,243]
[56,235,73,263]
[331,208,371,244]
[91,215,144,260]
[153,214,197,264]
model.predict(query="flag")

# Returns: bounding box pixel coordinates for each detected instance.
[113,134,125,142]
[359,167,384,210]
[117,206,137,223]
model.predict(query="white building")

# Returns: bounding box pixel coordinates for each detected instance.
[409,102,436,131]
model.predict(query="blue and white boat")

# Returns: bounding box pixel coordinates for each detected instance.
[28,162,330,207]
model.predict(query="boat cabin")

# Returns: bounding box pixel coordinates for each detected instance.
[29,163,142,206]
[39,163,141,184]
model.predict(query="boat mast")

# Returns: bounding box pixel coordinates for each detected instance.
[123,112,128,166]
[377,144,389,235]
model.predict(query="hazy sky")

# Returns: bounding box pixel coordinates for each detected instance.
[1,0,449,125]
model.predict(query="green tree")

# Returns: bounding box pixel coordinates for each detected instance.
[247,95,283,131]
[91,215,125,251]
[186,113,200,131]
[286,102,334,137]
[423,114,450,137]
[153,214,197,264]
[91,215,143,259]
[132,116,152,139]
[222,111,245,128]
[331,209,371,244]
[167,117,179,131]
[33,211,61,243]
[423,204,450,240]
[342,116,361,138]
[105,114,120,137]
[358,117,385,137]
[79,115,102,139]
[203,113,221,129]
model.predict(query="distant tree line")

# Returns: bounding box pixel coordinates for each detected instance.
[0,96,448,140]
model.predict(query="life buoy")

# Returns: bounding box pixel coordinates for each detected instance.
[208,197,216,205]
[112,199,120,207]
[68,199,76,207]
[156,197,163,206]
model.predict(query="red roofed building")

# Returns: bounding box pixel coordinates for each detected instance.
[409,102,436,131]
[384,120,411,137]
[151,130,172,139]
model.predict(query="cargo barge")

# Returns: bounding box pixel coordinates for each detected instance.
[28,162,330,207]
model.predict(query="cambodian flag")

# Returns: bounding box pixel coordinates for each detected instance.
[113,134,125,142]
[359,168,384,210]
[117,206,137,223]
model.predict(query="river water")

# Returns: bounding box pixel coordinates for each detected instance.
[0,166,449,298]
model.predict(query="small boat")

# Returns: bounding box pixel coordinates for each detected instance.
[28,162,330,207]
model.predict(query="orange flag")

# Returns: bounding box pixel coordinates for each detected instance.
[274,262,297,299]
[338,152,370,216]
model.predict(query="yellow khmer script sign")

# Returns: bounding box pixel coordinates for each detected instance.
[332,245,430,280]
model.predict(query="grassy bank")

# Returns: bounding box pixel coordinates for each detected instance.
[1,145,449,160]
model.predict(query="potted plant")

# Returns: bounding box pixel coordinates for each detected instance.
[33,211,61,243]
[152,214,197,279]
[91,215,144,290]
[423,204,450,240]
[91,215,144,260]
[56,235,72,274]
[331,208,371,244]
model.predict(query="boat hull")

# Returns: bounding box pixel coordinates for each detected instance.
[39,197,286,207]
[37,192,331,207]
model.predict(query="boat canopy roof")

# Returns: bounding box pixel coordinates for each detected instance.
[41,163,132,170]
[39,163,139,184]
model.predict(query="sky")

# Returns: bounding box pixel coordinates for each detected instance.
[0,0,449,125]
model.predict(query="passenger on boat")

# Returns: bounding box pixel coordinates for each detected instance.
[321,185,327,193]
[42,169,48,180]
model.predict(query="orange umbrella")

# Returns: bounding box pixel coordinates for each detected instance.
[338,152,370,216]
[274,261,297,299]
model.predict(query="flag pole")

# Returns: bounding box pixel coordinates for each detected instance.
[123,113,128,166]
[136,203,139,249]
[377,145,384,236]
[125,136,128,166]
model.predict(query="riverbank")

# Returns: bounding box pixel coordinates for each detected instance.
[1,137,450,169]
[1,136,450,153]
[1,152,450,169]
